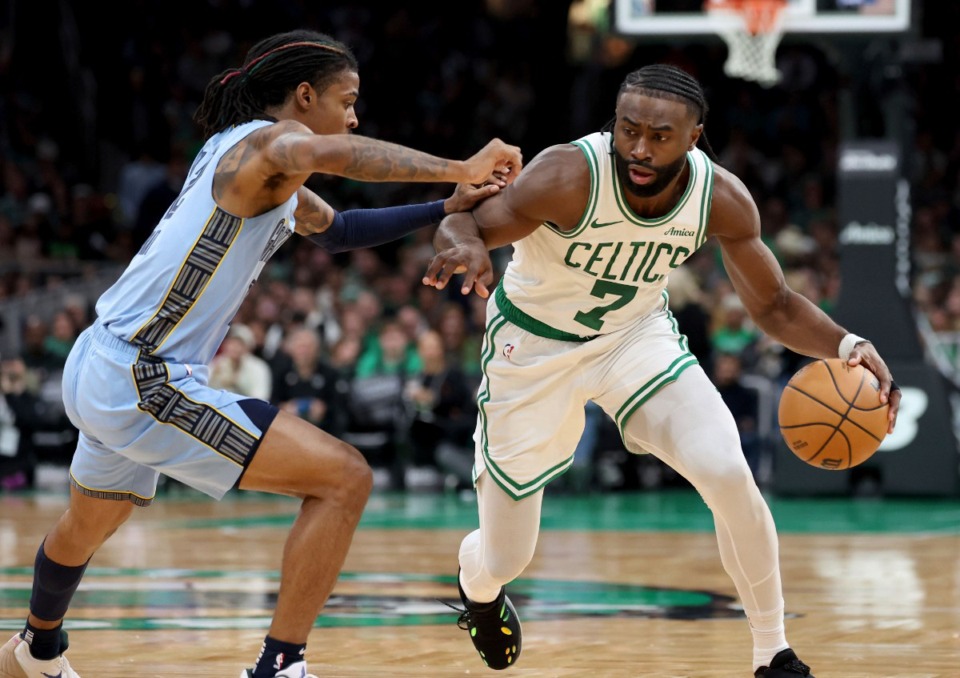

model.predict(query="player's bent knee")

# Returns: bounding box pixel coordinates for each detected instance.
[64,500,134,544]
[695,459,762,511]
[242,411,373,501]
[300,439,373,506]
[485,551,534,583]
[331,442,374,500]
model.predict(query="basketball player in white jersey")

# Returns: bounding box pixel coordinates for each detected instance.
[0,30,521,678]
[423,64,901,677]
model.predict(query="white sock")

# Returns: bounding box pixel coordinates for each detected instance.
[747,607,788,670]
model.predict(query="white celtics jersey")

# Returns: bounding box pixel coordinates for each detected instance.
[498,131,715,340]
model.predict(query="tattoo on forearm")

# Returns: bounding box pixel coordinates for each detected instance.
[342,137,451,181]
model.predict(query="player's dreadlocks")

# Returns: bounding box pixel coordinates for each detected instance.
[603,64,719,162]
[194,30,358,137]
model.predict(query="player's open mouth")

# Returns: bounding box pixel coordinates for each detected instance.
[629,166,655,184]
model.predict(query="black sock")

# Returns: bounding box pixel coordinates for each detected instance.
[252,636,306,677]
[21,622,62,661]
[29,542,89,622]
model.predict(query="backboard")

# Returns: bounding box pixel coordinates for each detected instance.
[614,0,911,35]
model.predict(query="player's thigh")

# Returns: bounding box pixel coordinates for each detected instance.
[239,410,372,501]
[475,318,590,498]
[591,311,699,437]
[620,365,746,476]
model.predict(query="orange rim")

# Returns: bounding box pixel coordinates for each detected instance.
[705,0,787,34]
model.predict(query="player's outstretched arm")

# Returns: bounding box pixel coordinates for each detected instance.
[293,183,502,253]
[710,166,900,430]
[425,144,589,297]
[266,121,521,185]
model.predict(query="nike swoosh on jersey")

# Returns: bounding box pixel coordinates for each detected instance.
[590,219,623,228]
[42,672,63,678]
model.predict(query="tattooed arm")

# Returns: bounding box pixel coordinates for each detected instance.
[213,120,521,219]
[293,187,335,236]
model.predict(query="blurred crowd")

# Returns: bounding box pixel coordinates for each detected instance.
[1,0,958,494]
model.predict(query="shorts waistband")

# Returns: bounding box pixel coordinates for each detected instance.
[90,322,142,359]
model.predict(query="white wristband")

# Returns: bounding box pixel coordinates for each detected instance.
[838,333,869,361]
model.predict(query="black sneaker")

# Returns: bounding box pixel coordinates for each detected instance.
[754,648,815,677]
[455,579,522,670]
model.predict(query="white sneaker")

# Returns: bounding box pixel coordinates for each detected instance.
[238,662,317,678]
[0,633,80,678]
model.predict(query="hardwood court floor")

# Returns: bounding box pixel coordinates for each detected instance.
[1,488,959,677]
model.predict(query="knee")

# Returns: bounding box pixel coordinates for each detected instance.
[485,553,533,585]
[695,458,759,509]
[483,537,537,583]
[345,444,374,504]
[321,441,373,509]
[63,503,133,545]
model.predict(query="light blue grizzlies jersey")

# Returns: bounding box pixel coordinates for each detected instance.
[97,120,295,365]
[498,131,715,338]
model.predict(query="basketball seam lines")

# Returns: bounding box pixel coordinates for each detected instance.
[782,363,881,467]
[780,385,882,440]
[824,361,884,442]
[782,386,883,443]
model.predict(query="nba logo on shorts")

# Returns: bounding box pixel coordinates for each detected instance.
[502,343,515,359]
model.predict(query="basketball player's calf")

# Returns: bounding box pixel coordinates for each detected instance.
[239,414,373,678]
[0,490,134,678]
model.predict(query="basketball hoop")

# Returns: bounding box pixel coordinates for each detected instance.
[705,0,788,87]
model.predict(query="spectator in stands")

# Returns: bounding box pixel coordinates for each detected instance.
[115,145,167,229]
[271,327,348,438]
[396,304,429,350]
[42,311,78,367]
[329,335,363,378]
[0,358,45,491]
[406,329,477,483]
[210,324,273,402]
[711,292,760,364]
[436,301,482,378]
[667,266,714,375]
[354,318,421,379]
[19,316,59,375]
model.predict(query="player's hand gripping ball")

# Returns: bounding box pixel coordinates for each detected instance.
[778,359,889,470]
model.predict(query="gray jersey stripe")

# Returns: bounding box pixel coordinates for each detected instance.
[132,209,243,353]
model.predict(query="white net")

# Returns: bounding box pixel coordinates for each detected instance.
[710,0,787,87]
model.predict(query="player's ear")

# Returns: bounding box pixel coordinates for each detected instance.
[689,124,703,151]
[295,82,314,108]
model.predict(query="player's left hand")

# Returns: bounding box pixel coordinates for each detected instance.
[443,182,501,214]
[423,242,494,298]
[847,342,901,434]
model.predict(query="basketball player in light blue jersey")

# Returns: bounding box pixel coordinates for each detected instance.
[0,30,521,678]
[424,65,901,677]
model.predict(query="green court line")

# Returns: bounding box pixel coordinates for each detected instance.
[8,489,960,534]
[171,491,960,534]
[0,575,742,630]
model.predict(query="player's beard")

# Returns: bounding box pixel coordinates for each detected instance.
[614,149,688,198]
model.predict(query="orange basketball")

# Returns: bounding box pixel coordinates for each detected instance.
[778,359,889,470]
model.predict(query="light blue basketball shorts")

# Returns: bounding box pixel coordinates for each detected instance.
[62,323,278,505]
